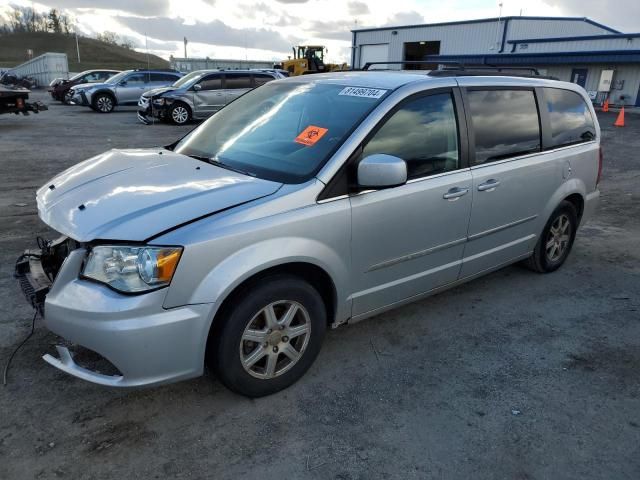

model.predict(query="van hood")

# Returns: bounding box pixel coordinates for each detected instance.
[36,149,282,242]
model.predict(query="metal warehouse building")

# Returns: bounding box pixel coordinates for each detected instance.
[351,16,640,106]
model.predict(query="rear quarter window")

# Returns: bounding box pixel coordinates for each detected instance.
[544,88,596,148]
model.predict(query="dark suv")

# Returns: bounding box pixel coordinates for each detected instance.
[49,70,120,104]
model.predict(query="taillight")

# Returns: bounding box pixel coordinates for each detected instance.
[16,97,24,109]
[596,146,603,186]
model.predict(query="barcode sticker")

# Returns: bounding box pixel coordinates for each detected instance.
[338,87,387,99]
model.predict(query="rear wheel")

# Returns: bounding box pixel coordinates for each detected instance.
[93,93,114,113]
[209,275,326,397]
[169,102,191,125]
[524,201,578,273]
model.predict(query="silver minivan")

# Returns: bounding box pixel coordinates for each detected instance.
[137,69,286,125]
[16,70,601,397]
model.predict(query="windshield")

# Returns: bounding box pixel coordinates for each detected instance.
[69,70,91,81]
[105,71,130,84]
[174,81,389,183]
[172,71,203,88]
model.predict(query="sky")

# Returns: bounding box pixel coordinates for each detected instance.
[0,0,637,63]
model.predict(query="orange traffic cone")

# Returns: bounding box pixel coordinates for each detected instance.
[603,98,609,112]
[614,106,625,127]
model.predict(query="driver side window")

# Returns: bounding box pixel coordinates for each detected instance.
[198,75,222,91]
[362,92,460,180]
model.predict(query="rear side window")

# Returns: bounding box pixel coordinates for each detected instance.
[468,89,541,164]
[253,74,275,86]
[544,88,596,147]
[225,74,252,89]
[362,93,460,180]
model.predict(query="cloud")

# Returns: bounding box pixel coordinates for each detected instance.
[385,11,425,26]
[347,1,369,16]
[309,20,354,41]
[37,0,171,16]
[542,0,638,31]
[274,0,309,3]
[115,15,293,53]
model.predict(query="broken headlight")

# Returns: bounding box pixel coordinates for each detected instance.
[82,245,182,293]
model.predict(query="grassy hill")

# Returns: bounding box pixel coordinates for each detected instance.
[0,32,170,71]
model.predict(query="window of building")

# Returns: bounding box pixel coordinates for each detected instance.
[468,89,541,164]
[362,93,460,179]
[544,88,596,148]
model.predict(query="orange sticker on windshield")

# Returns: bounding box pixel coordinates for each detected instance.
[295,125,328,146]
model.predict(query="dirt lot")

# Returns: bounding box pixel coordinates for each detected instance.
[1,91,639,480]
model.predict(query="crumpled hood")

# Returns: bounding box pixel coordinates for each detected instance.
[37,149,282,242]
[142,86,177,98]
[71,81,110,91]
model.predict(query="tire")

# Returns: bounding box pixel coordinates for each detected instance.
[169,102,191,125]
[210,275,327,397]
[524,200,578,273]
[93,93,115,113]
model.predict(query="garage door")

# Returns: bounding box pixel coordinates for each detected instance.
[360,44,389,69]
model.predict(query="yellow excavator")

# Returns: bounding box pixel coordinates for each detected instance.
[275,46,348,76]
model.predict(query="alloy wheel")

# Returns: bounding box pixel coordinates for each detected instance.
[172,106,189,124]
[239,300,311,380]
[97,96,113,112]
[545,213,571,262]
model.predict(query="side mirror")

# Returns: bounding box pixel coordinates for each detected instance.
[193,84,202,91]
[357,154,407,189]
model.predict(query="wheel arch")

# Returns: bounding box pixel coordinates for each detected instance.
[204,261,338,364]
[92,89,117,106]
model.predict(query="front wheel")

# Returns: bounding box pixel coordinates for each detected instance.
[93,93,114,113]
[210,275,327,397]
[169,102,191,125]
[524,201,578,273]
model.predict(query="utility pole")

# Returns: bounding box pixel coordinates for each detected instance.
[75,25,81,63]
[184,37,188,59]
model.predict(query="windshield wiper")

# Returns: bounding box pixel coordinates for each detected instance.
[187,154,256,177]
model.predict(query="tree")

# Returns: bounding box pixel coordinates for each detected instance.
[48,9,62,33]
[97,31,119,45]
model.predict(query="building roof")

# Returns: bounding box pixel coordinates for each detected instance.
[351,16,620,34]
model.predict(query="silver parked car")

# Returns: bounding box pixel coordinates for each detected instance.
[137,69,286,125]
[69,69,183,113]
[16,70,601,397]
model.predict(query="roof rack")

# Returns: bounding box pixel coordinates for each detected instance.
[361,60,558,80]
[133,68,180,73]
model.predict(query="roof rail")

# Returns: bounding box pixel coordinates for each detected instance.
[361,60,559,80]
[133,68,180,73]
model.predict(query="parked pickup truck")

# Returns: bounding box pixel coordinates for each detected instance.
[0,85,48,115]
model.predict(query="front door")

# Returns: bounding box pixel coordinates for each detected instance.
[193,73,224,117]
[459,87,557,277]
[116,73,148,104]
[350,90,472,317]
[571,68,588,88]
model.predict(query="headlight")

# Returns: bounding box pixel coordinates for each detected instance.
[152,97,166,105]
[82,245,182,293]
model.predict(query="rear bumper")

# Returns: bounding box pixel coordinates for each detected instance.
[18,248,215,388]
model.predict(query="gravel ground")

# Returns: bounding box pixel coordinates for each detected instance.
[1,90,639,480]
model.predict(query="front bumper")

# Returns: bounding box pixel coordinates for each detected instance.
[137,97,166,124]
[17,247,214,387]
[69,91,90,106]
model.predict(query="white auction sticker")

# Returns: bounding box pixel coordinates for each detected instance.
[338,87,388,99]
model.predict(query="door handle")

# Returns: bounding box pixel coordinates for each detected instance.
[477,179,501,191]
[443,187,469,200]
